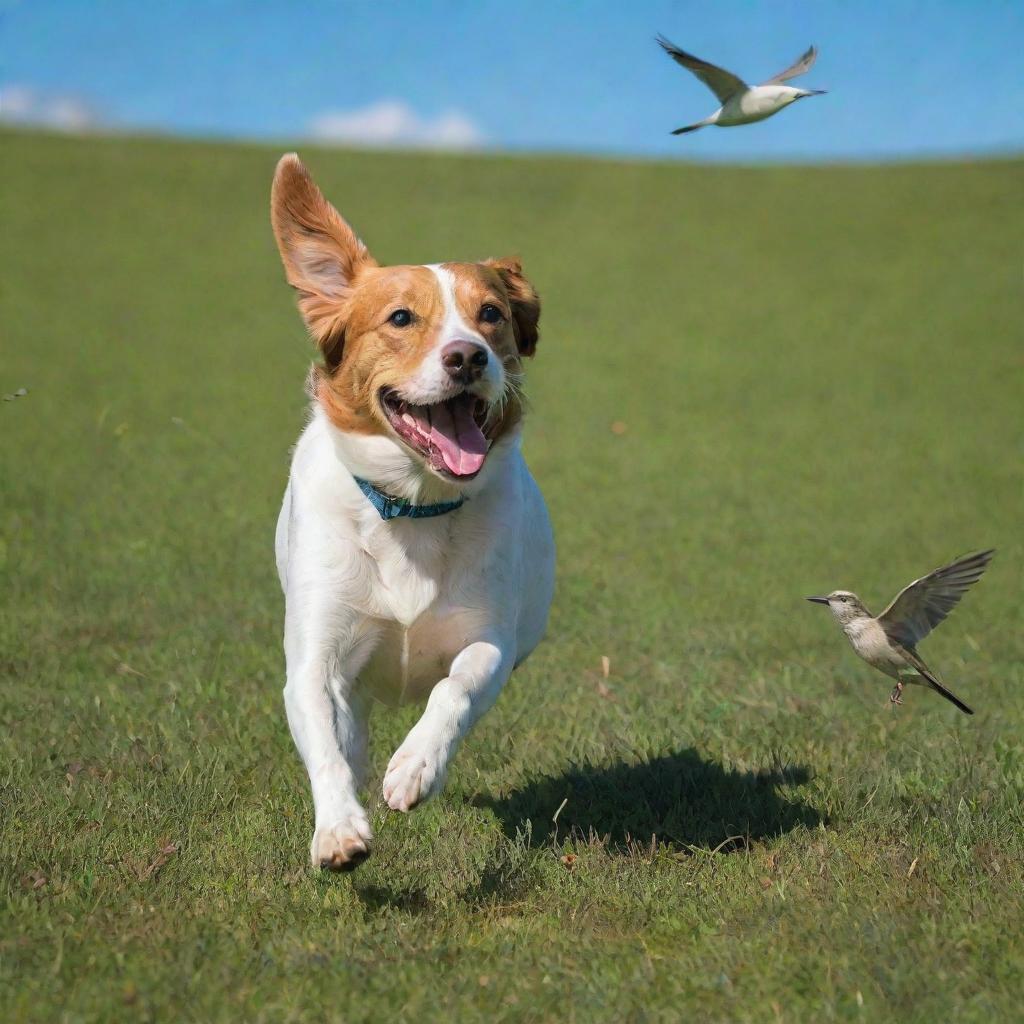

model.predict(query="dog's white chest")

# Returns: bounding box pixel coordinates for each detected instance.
[374,552,441,627]
[355,519,482,701]
[362,520,448,626]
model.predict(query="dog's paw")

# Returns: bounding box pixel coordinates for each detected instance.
[310,811,372,871]
[383,743,447,812]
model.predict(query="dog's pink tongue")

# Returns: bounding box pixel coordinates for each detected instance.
[428,400,488,476]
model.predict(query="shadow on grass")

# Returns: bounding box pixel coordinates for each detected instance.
[481,748,821,852]
[353,885,435,915]
[346,750,819,912]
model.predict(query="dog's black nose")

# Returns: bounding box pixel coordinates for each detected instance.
[441,340,488,383]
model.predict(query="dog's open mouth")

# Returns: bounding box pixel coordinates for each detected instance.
[380,390,492,479]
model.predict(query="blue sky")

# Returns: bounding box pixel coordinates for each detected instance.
[2,0,1022,161]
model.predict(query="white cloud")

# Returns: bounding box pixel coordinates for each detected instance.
[0,84,103,132]
[307,99,483,151]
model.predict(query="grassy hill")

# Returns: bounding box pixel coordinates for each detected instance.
[2,129,1022,1022]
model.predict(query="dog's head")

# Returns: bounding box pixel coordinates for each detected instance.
[271,154,540,485]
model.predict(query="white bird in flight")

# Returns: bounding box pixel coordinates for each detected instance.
[657,36,826,135]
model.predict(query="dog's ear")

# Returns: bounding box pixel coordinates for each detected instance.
[484,256,540,357]
[271,153,377,366]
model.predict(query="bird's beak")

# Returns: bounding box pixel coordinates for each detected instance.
[805,596,830,605]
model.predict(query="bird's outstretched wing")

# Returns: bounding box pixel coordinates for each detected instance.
[656,35,747,103]
[878,549,995,649]
[762,45,818,85]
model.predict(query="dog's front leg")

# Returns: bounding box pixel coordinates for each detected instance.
[383,640,511,812]
[283,611,378,870]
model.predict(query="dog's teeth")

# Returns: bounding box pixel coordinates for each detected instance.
[401,413,417,428]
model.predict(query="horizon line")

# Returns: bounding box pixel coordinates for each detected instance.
[2,124,1022,170]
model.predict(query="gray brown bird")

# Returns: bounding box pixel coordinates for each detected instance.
[807,550,995,714]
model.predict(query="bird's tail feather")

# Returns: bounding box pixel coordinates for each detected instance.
[916,668,974,715]
[671,123,705,135]
[899,644,974,715]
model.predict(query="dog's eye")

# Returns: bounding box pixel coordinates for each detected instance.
[480,304,503,325]
[388,309,413,328]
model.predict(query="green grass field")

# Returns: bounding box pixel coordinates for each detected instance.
[2,129,1022,1022]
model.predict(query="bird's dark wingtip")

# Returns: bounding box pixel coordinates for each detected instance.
[656,33,699,61]
[961,547,995,561]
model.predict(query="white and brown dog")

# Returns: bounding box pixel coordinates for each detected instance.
[270,155,554,870]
